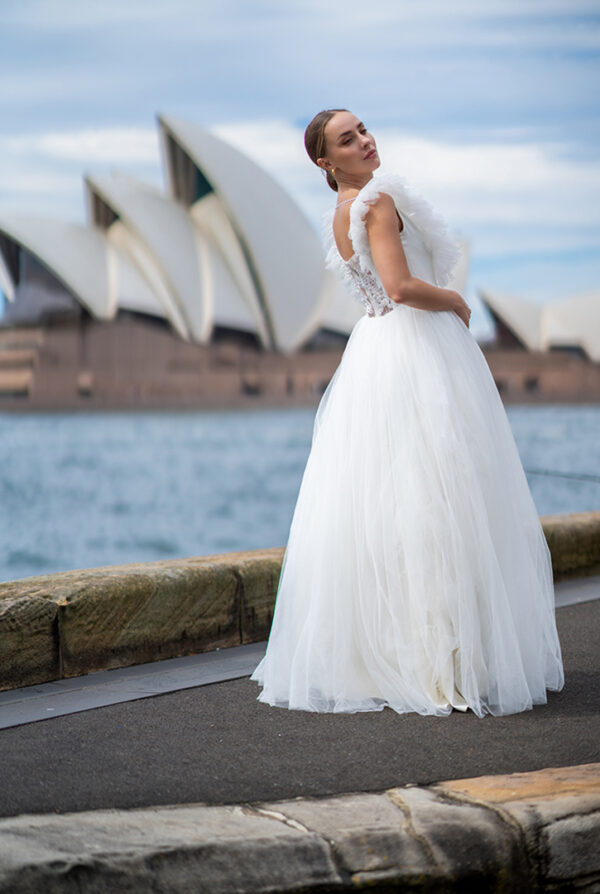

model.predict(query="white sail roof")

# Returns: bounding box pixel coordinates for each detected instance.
[0,114,481,357]
[85,172,206,341]
[110,246,168,321]
[158,114,331,353]
[478,288,543,351]
[543,291,600,361]
[188,193,271,346]
[193,225,265,336]
[479,286,600,361]
[0,215,114,319]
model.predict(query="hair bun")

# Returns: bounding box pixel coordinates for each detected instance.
[304,108,348,193]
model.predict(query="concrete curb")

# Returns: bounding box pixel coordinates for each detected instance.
[0,763,598,892]
[1,510,599,692]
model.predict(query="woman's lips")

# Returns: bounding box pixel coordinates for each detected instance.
[365,149,377,159]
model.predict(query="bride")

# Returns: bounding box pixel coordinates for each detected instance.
[250,108,564,717]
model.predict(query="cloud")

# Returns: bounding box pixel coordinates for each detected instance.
[5,127,160,164]
[212,118,600,253]
[0,0,175,29]
[1,0,597,157]
[0,126,162,222]
[7,0,596,49]
[2,117,599,264]
[4,117,598,237]
[213,115,600,325]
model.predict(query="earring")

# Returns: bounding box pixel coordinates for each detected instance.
[331,167,337,178]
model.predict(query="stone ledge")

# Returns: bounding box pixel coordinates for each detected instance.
[1,510,599,691]
[0,548,284,691]
[0,763,597,893]
[541,511,600,581]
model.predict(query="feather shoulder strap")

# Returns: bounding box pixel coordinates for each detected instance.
[348,173,461,288]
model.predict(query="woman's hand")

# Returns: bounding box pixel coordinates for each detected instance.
[449,291,472,328]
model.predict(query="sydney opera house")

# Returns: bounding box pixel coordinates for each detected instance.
[0,113,597,409]
[478,288,600,402]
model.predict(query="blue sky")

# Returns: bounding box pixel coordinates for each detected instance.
[0,0,598,339]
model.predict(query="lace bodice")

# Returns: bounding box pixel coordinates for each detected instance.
[323,173,461,319]
[331,252,397,318]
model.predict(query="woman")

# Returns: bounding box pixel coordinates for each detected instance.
[250,108,564,717]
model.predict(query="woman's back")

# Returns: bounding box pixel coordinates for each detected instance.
[332,200,355,262]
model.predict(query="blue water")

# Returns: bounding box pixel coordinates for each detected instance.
[1,404,598,583]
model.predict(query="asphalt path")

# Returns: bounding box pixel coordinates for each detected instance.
[1,574,591,730]
[1,598,598,818]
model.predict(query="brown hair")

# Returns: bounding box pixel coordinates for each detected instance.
[304,109,348,192]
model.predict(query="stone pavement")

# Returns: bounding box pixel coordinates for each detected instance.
[0,597,598,818]
[0,763,598,892]
[0,581,598,891]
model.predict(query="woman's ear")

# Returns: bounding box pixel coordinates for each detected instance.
[317,157,331,172]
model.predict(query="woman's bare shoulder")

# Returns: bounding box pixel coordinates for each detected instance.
[362,193,404,237]
[363,191,397,219]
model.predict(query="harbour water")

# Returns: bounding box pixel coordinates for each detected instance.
[1,404,598,583]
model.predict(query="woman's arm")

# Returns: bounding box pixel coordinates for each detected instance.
[364,193,471,327]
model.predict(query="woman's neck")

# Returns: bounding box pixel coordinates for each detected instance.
[335,172,374,193]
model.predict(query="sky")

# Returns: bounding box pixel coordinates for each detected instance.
[0,0,598,339]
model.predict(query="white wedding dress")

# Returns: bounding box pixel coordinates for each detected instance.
[250,173,564,718]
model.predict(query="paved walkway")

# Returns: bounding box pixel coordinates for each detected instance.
[0,573,593,731]
[0,585,598,819]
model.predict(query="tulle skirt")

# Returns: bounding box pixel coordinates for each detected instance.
[250,304,565,717]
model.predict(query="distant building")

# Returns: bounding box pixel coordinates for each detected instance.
[479,289,600,402]
[13,111,597,409]
[479,288,600,362]
[0,115,370,353]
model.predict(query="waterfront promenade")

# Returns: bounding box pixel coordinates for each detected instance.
[0,516,598,891]
[0,590,598,818]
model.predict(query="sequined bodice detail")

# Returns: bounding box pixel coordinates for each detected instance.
[337,252,396,318]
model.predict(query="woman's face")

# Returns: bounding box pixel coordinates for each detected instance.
[319,111,380,179]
